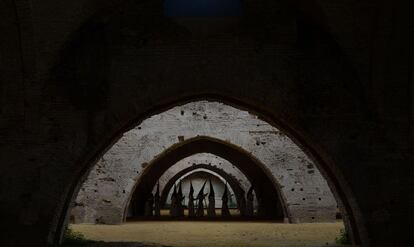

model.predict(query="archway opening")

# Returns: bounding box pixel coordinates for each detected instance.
[126,136,286,220]
[65,99,355,247]
[161,170,241,217]
[159,166,245,211]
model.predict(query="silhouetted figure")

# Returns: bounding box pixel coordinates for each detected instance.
[170,184,178,217]
[188,181,195,217]
[177,180,185,217]
[238,191,246,216]
[196,180,208,217]
[144,193,154,216]
[246,186,254,217]
[221,183,231,217]
[154,182,161,217]
[207,178,216,217]
[257,195,265,217]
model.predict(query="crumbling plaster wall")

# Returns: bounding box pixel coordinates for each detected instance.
[71,101,337,224]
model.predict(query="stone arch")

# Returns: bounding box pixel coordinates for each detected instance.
[126,136,286,219]
[128,168,243,218]
[158,165,247,209]
[161,169,241,211]
[9,0,413,246]
[49,2,368,243]
[37,0,390,241]
[155,153,251,204]
[72,101,339,226]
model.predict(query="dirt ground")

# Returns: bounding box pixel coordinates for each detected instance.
[71,221,349,247]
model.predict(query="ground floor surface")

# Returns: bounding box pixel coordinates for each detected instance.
[69,221,349,247]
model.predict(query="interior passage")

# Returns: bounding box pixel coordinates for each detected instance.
[71,222,349,247]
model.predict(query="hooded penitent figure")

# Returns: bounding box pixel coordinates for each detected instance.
[221,183,231,217]
[246,186,254,217]
[154,182,161,217]
[145,192,154,216]
[207,178,216,217]
[177,180,185,217]
[239,191,246,217]
[170,184,178,217]
[196,180,208,217]
[188,181,195,217]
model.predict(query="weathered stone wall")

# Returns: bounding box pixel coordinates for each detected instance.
[72,101,337,224]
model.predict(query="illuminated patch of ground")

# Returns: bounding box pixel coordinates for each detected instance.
[71,221,349,247]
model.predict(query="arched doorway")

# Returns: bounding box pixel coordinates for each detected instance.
[158,165,247,209]
[45,0,369,243]
[48,0,369,240]
[72,101,337,225]
[126,136,286,219]
[5,0,412,245]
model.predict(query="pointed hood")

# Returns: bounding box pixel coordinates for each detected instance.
[197,180,207,197]
[155,182,160,198]
[222,183,228,199]
[247,185,254,196]
[178,180,183,197]
[189,180,194,198]
[171,184,177,200]
[209,178,215,197]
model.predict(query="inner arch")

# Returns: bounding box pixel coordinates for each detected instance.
[163,170,239,209]
[126,136,287,219]
[159,165,246,209]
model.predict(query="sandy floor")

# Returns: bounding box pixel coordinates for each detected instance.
[71,221,349,247]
